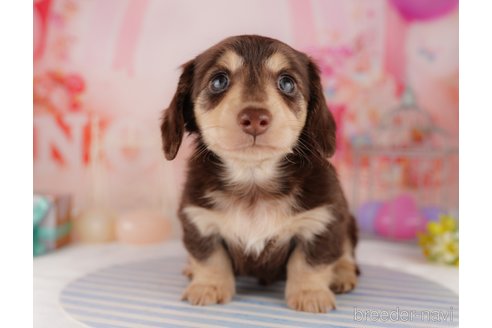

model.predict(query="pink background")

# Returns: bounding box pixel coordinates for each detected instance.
[34,0,459,220]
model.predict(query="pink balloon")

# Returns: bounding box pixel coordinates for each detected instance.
[375,195,426,240]
[390,0,458,22]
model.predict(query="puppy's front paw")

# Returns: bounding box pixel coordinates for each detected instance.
[182,264,193,280]
[330,271,357,294]
[182,281,235,306]
[286,289,336,313]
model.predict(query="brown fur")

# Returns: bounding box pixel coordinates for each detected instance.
[160,35,359,312]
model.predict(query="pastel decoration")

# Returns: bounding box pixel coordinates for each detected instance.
[64,74,85,93]
[389,0,458,22]
[330,105,347,159]
[33,194,72,256]
[418,214,459,266]
[74,208,116,243]
[33,0,51,61]
[356,201,382,234]
[384,1,409,91]
[420,206,445,222]
[374,195,426,240]
[116,210,172,244]
[74,114,116,244]
[112,0,150,76]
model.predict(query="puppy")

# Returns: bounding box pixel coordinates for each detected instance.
[161,35,359,313]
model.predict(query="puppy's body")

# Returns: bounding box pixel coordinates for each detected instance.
[161,35,359,313]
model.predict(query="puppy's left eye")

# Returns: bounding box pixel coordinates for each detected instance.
[277,75,296,95]
[210,73,229,93]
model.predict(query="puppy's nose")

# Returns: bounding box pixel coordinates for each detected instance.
[237,107,272,137]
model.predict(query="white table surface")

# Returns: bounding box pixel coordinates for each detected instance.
[34,239,458,328]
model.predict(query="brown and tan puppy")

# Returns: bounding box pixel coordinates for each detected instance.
[161,35,359,313]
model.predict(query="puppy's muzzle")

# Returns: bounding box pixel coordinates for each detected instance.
[237,107,272,137]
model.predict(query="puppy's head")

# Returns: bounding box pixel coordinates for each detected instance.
[161,35,336,162]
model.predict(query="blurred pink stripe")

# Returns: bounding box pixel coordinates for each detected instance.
[85,0,120,68]
[113,0,150,76]
[317,0,346,36]
[288,0,317,48]
[384,2,408,89]
[33,0,52,61]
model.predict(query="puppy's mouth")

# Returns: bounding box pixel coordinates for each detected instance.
[216,142,282,152]
[203,126,297,159]
[210,134,289,155]
[219,135,281,151]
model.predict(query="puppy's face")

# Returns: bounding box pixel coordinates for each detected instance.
[193,46,309,162]
[161,35,336,163]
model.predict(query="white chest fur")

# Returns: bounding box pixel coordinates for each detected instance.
[183,194,335,256]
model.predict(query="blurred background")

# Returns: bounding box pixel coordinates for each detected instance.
[33,0,458,254]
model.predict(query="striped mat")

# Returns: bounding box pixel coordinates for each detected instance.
[60,257,458,327]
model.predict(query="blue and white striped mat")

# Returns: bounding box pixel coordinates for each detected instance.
[60,257,458,327]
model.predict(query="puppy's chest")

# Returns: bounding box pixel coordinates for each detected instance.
[216,200,294,254]
[183,193,334,256]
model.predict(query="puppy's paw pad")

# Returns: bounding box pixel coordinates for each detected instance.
[287,289,336,313]
[182,283,234,306]
[330,273,357,294]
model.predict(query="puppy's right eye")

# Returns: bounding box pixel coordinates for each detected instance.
[209,73,229,93]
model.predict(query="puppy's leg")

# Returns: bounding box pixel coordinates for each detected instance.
[330,216,359,294]
[182,257,193,280]
[180,208,236,305]
[330,244,358,294]
[285,246,337,313]
[182,246,236,306]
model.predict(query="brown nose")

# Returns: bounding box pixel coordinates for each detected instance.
[237,107,272,137]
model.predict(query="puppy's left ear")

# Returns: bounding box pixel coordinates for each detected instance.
[304,59,337,158]
[161,61,195,160]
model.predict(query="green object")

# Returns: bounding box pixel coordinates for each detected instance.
[33,195,71,257]
[33,195,50,226]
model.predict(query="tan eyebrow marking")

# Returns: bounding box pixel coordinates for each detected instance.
[265,53,290,73]
[217,50,244,73]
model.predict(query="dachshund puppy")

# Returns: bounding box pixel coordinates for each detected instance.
[161,35,358,313]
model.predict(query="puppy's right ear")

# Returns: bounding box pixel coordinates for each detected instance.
[161,61,195,160]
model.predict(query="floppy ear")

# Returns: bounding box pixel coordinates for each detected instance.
[304,59,337,158]
[161,61,195,160]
